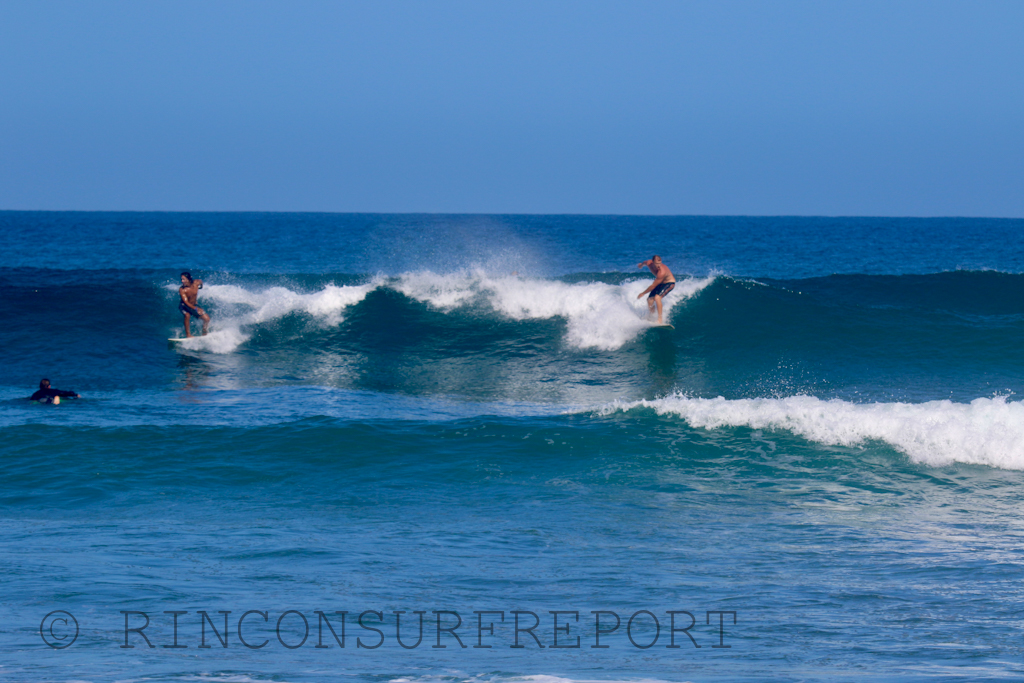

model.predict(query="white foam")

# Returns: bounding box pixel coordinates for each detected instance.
[393,271,482,310]
[203,282,378,325]
[603,394,1024,469]
[165,273,713,353]
[168,327,250,354]
[396,271,715,350]
[168,281,380,353]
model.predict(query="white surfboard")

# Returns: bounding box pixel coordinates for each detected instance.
[649,323,674,329]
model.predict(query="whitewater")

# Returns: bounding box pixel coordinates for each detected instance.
[603,394,1024,470]
[166,271,717,352]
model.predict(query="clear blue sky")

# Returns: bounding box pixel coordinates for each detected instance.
[1,0,1022,216]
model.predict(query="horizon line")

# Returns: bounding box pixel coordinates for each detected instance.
[2,209,1022,220]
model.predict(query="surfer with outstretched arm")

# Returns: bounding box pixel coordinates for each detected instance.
[29,378,79,405]
[636,255,676,324]
[178,272,211,337]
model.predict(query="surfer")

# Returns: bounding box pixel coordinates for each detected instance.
[179,272,211,337]
[29,378,79,405]
[636,255,676,324]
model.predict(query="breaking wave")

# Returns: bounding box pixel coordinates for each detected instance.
[167,272,716,353]
[602,394,1024,470]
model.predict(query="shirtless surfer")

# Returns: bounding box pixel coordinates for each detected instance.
[636,255,676,324]
[179,272,211,337]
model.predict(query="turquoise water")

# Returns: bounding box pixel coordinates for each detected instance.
[2,212,1024,682]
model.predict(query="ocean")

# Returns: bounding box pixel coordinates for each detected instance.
[1,211,1023,682]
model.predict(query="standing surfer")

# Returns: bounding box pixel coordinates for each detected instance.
[636,255,676,324]
[179,272,211,337]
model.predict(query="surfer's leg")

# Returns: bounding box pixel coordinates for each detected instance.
[651,283,673,323]
[182,312,192,338]
[200,311,210,335]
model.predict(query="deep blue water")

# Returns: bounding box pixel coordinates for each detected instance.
[2,212,1024,682]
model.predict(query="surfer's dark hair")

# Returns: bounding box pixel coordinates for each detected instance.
[40,378,50,388]
[180,272,193,284]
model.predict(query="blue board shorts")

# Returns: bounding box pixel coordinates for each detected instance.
[648,282,675,299]
[179,301,202,317]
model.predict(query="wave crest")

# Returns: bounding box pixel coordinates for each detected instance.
[170,272,716,353]
[169,281,380,352]
[397,270,716,350]
[602,394,1024,469]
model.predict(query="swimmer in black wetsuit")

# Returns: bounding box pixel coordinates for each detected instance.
[636,255,677,324]
[179,272,211,337]
[29,378,79,404]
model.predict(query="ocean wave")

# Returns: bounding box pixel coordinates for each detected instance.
[167,280,382,352]
[167,272,716,353]
[765,269,1024,316]
[396,270,716,350]
[601,394,1024,470]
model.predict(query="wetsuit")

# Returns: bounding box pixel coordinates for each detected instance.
[30,388,78,403]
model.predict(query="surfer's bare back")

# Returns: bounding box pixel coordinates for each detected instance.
[178,271,211,337]
[636,255,676,324]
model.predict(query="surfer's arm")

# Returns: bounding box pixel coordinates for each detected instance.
[28,389,78,400]
[637,260,661,276]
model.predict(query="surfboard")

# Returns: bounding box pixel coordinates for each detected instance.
[649,323,674,329]
[168,338,190,343]
[33,396,76,405]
